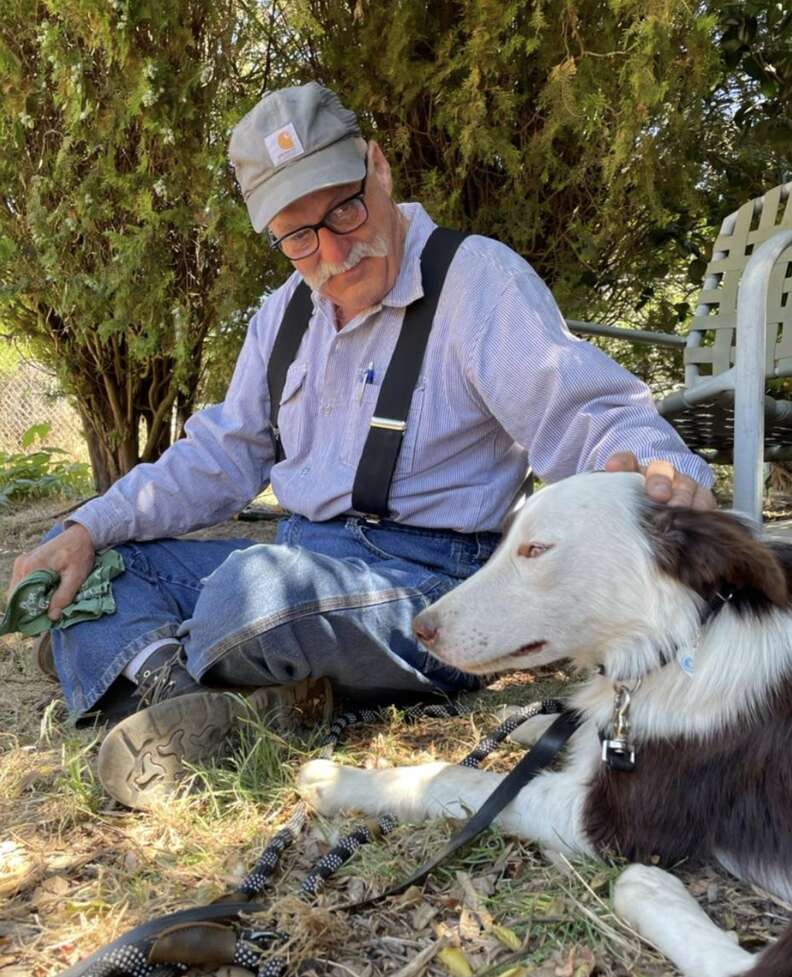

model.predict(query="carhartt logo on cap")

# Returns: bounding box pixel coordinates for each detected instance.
[265,123,304,166]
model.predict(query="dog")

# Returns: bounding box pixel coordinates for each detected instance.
[299,471,792,977]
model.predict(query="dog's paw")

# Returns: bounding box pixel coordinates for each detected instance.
[614,863,688,910]
[614,864,702,938]
[297,759,350,814]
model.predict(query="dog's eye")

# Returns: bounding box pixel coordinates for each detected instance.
[517,543,552,559]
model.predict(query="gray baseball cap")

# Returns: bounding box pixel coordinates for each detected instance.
[229,82,366,233]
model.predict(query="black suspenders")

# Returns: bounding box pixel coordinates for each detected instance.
[267,227,467,521]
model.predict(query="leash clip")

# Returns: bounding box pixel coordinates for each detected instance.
[601,681,639,772]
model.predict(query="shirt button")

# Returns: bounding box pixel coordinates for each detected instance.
[321,405,333,415]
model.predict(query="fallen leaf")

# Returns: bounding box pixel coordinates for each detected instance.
[437,946,474,977]
[490,924,522,951]
[458,907,480,941]
[397,885,425,908]
[411,902,438,931]
[389,936,449,977]
[39,874,70,895]
[554,946,595,977]
[0,841,42,897]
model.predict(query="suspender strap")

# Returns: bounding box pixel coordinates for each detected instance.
[267,281,313,463]
[351,227,467,519]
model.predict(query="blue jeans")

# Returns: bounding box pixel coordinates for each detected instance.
[48,515,499,718]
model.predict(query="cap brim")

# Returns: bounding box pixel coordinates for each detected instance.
[247,138,366,234]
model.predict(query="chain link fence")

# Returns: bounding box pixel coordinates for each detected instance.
[0,339,87,461]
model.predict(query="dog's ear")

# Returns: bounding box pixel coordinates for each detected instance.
[645,506,788,608]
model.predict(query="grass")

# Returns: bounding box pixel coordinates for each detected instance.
[2,499,791,977]
[2,651,789,977]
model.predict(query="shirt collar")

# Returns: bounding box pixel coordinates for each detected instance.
[379,202,437,309]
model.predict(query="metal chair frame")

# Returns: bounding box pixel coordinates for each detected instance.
[568,182,792,524]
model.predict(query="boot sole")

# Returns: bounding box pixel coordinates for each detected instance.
[97,680,331,810]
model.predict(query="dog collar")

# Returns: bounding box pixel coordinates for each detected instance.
[597,590,733,772]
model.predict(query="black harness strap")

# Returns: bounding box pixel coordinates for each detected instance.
[351,227,466,519]
[267,281,313,463]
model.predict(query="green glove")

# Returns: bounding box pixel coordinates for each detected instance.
[0,549,125,637]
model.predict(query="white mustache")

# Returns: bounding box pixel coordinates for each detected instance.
[302,234,390,290]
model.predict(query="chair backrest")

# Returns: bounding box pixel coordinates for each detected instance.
[684,182,792,387]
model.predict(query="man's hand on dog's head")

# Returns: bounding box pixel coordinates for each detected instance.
[605,452,716,511]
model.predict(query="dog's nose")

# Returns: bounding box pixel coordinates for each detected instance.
[413,613,439,647]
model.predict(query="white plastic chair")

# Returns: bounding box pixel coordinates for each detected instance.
[569,182,792,524]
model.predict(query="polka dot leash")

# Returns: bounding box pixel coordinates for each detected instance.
[236,809,307,899]
[301,815,399,896]
[460,699,564,768]
[62,697,561,977]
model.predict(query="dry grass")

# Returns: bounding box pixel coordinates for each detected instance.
[1,499,790,977]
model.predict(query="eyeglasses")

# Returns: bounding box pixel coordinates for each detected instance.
[268,167,369,261]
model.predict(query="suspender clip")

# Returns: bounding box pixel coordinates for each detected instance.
[370,417,407,433]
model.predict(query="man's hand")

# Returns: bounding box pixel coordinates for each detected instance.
[605,452,716,510]
[10,524,96,622]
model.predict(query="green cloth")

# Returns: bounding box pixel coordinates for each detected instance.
[0,549,125,637]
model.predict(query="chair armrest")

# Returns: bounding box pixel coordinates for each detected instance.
[566,320,686,350]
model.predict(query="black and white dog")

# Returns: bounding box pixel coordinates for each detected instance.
[299,472,792,977]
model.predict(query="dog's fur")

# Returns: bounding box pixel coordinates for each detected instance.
[299,472,792,977]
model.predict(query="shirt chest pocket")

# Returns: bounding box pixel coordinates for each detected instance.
[340,380,426,476]
[276,362,308,460]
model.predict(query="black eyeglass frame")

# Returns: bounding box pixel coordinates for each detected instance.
[267,165,369,260]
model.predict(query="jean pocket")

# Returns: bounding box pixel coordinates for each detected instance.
[349,522,460,577]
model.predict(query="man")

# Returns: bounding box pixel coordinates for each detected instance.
[11,82,715,810]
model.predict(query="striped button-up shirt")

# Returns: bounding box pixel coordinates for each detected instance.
[72,203,712,549]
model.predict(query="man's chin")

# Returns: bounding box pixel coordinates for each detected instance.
[322,262,388,315]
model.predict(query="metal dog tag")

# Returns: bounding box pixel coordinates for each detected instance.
[602,683,638,772]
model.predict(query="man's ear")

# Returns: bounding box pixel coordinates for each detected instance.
[368,141,393,197]
[645,506,788,608]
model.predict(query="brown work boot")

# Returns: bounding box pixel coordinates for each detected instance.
[96,678,332,811]
[33,632,57,680]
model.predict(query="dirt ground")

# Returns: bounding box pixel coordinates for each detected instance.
[1,497,791,977]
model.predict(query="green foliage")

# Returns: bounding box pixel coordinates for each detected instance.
[0,0,288,489]
[0,422,92,506]
[283,0,717,322]
[0,0,789,494]
[285,0,790,335]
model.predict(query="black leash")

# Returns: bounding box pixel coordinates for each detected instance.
[55,700,579,976]
[339,708,580,910]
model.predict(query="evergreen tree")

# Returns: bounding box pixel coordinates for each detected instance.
[0,0,285,490]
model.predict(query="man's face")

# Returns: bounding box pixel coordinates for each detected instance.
[268,145,404,321]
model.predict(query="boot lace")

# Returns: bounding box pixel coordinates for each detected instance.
[136,647,188,708]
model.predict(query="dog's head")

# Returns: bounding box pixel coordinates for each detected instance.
[413,472,789,679]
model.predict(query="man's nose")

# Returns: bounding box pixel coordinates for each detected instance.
[413,611,439,647]
[316,226,351,265]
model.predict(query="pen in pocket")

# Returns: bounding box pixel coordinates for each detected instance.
[357,362,375,402]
